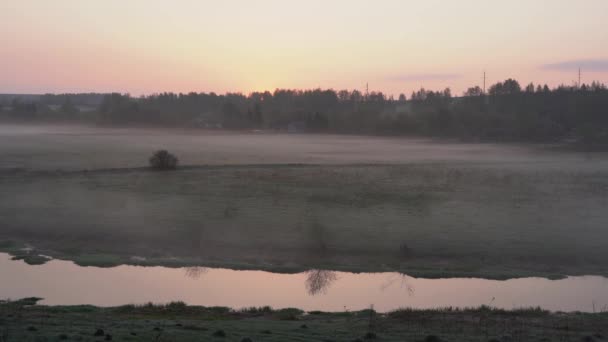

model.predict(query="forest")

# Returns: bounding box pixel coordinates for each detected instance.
[2,79,608,144]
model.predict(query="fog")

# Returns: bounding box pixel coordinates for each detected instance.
[1,123,608,313]
[1,124,607,172]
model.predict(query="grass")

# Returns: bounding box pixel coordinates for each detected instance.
[9,254,51,265]
[1,126,608,278]
[1,299,607,342]
[1,163,608,278]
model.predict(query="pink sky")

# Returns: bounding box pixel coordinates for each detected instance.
[1,0,608,96]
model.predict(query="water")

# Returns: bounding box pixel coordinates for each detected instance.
[1,254,607,312]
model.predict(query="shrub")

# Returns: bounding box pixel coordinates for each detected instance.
[149,150,178,170]
[275,308,304,320]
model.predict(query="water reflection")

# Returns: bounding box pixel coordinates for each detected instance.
[182,266,393,298]
[380,273,415,296]
[184,267,207,279]
[1,254,607,312]
[305,270,338,295]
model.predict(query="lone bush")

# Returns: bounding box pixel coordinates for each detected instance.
[149,150,178,170]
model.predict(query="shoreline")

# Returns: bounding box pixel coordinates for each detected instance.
[3,245,608,280]
[3,160,608,280]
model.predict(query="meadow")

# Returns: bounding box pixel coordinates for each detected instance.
[1,124,608,278]
[2,298,607,342]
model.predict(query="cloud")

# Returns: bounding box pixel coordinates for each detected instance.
[542,59,608,72]
[386,73,462,82]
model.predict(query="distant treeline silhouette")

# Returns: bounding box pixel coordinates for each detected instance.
[2,79,608,144]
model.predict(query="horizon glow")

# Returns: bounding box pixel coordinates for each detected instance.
[1,0,608,96]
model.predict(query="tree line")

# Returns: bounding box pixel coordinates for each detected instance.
[2,79,608,144]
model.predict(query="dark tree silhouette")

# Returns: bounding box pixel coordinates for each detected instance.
[464,86,483,97]
[4,79,608,146]
[149,150,178,170]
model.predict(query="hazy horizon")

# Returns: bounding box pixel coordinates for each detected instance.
[2,0,608,96]
[2,2,608,336]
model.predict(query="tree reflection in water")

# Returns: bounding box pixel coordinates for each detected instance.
[180,266,411,297]
[184,266,207,279]
[380,273,415,296]
[305,270,338,295]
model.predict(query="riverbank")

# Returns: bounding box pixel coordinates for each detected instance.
[2,126,608,279]
[2,162,608,279]
[1,298,606,342]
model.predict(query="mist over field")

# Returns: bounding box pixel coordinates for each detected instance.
[1,124,607,279]
[1,123,607,171]
[3,1,608,340]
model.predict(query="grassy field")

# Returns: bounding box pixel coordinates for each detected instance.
[1,124,608,278]
[2,124,608,172]
[1,298,607,342]
[1,163,608,278]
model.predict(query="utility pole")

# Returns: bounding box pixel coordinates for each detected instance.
[578,67,581,89]
[483,71,490,105]
[365,82,369,99]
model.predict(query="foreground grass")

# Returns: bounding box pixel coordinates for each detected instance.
[1,163,608,278]
[1,298,607,342]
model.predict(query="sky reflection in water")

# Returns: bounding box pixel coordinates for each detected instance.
[2,254,607,313]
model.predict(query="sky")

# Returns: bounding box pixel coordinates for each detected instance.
[1,0,608,96]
